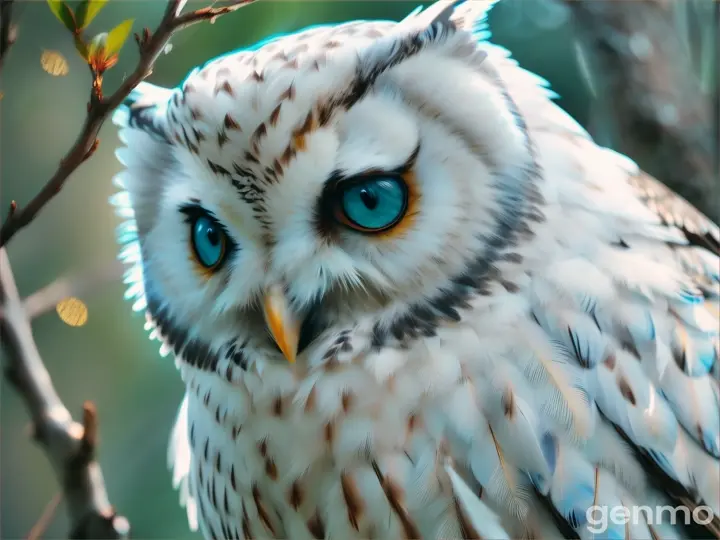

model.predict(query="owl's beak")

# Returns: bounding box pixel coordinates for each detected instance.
[262,284,300,364]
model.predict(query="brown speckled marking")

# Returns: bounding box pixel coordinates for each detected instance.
[265,458,278,480]
[241,499,253,539]
[269,103,282,127]
[230,465,237,492]
[192,127,206,142]
[340,472,364,531]
[270,51,288,63]
[252,484,276,535]
[288,480,303,510]
[272,396,283,416]
[224,113,241,131]
[209,475,218,509]
[604,353,617,370]
[279,146,296,167]
[453,495,482,539]
[278,83,296,102]
[223,487,230,514]
[501,387,515,419]
[214,80,234,97]
[251,123,268,155]
[258,439,268,457]
[500,252,523,264]
[617,372,636,405]
[341,390,353,413]
[372,461,420,539]
[283,58,299,70]
[249,69,264,83]
[407,413,419,434]
[307,510,325,539]
[292,111,315,151]
[324,422,334,446]
[500,280,519,293]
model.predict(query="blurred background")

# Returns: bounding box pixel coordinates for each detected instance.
[0,0,716,538]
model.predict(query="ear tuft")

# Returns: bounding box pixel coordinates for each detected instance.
[446,0,500,36]
[112,81,174,143]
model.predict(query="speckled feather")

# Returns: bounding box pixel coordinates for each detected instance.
[111,1,719,538]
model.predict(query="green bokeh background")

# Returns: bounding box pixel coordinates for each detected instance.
[0,1,589,537]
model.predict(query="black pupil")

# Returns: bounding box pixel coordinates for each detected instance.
[206,225,219,246]
[359,187,378,210]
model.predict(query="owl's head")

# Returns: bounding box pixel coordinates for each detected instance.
[112,0,539,374]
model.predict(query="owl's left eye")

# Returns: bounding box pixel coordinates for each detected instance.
[333,175,409,233]
[191,215,228,269]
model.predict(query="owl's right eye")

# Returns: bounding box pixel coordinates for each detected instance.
[180,205,233,273]
[191,215,227,269]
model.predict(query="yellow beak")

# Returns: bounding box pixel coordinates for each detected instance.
[263,284,300,364]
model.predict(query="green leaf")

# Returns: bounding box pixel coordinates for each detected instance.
[105,19,134,57]
[75,0,108,30]
[74,35,89,61]
[47,0,77,32]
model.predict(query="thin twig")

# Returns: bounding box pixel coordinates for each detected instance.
[0,249,130,539]
[23,259,124,320]
[27,492,63,540]
[0,0,258,247]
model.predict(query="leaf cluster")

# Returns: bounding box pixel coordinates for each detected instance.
[46,0,133,75]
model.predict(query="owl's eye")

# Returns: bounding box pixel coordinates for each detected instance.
[334,175,409,232]
[191,215,227,269]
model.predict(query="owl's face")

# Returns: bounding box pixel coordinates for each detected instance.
[113,0,534,369]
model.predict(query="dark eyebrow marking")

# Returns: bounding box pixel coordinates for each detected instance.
[326,143,421,186]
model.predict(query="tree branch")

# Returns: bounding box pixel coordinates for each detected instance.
[564,0,719,223]
[0,0,258,247]
[0,248,130,539]
[23,259,124,320]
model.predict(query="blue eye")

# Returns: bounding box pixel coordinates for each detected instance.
[337,176,408,232]
[191,215,227,269]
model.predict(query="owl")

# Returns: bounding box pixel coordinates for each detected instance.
[110,0,720,538]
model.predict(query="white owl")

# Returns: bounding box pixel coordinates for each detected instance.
[110,1,720,538]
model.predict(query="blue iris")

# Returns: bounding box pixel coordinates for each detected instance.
[191,216,226,268]
[340,176,408,231]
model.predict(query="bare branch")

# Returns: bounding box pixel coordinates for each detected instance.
[0,0,258,247]
[27,492,63,540]
[24,259,125,320]
[173,0,257,29]
[0,248,130,539]
[564,0,719,223]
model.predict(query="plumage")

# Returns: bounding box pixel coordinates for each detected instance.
[111,1,720,537]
